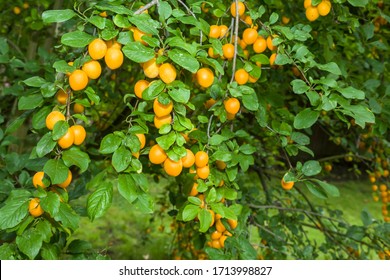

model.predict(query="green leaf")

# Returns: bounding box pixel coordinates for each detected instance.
[113,14,130,28]
[0,190,30,230]
[62,147,91,173]
[32,106,52,130]
[182,204,200,221]
[242,92,259,111]
[311,179,340,197]
[61,31,94,48]
[67,239,92,254]
[85,87,100,105]
[128,14,160,35]
[40,244,60,260]
[269,12,279,25]
[118,174,138,204]
[317,62,342,76]
[16,228,42,259]
[54,203,79,231]
[156,131,176,150]
[36,132,57,157]
[293,108,320,129]
[40,192,61,216]
[168,49,200,73]
[95,4,132,15]
[43,159,69,185]
[291,79,309,94]
[112,145,132,173]
[42,9,76,23]
[87,183,113,221]
[52,120,69,141]
[302,160,322,176]
[212,150,232,162]
[53,60,75,74]
[337,87,365,100]
[23,76,46,87]
[134,193,154,213]
[18,94,44,110]
[99,133,122,154]
[305,180,328,199]
[158,1,172,20]
[88,16,106,29]
[274,54,292,65]
[122,42,155,63]
[209,135,228,145]
[239,144,256,155]
[142,80,165,100]
[198,208,212,232]
[347,0,369,7]
[0,244,17,260]
[361,209,372,226]
[168,87,190,103]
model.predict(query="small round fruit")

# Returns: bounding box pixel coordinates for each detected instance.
[224,98,240,114]
[195,151,209,168]
[196,68,214,88]
[234,68,249,85]
[136,134,146,149]
[209,25,221,39]
[153,98,173,117]
[267,35,277,51]
[33,171,48,188]
[181,149,195,168]
[189,183,199,196]
[227,219,238,229]
[105,48,124,70]
[306,6,319,22]
[133,28,151,46]
[242,28,258,45]
[88,38,107,60]
[164,158,183,177]
[216,219,226,232]
[46,111,65,130]
[143,58,160,78]
[73,103,85,114]
[154,114,172,129]
[196,165,210,179]
[70,125,86,145]
[211,230,222,240]
[69,70,89,91]
[269,53,277,65]
[216,160,227,170]
[220,235,228,247]
[222,43,235,60]
[57,170,72,188]
[159,63,177,84]
[219,25,229,38]
[304,0,312,9]
[134,80,149,99]
[318,1,331,16]
[281,178,294,190]
[56,90,68,105]
[253,36,267,53]
[149,144,167,164]
[230,1,245,17]
[58,128,75,149]
[29,198,44,217]
[82,60,102,79]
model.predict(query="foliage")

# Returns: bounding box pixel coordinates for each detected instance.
[0,0,389,260]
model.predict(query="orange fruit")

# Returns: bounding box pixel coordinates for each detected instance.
[209,25,221,38]
[230,1,245,17]
[306,6,319,22]
[57,170,72,188]
[73,103,85,114]
[204,98,217,109]
[105,48,124,70]
[253,36,267,53]
[82,60,102,79]
[219,25,229,38]
[266,35,277,51]
[227,219,238,229]
[304,0,312,8]
[149,144,167,164]
[58,128,75,149]
[153,98,173,117]
[234,68,249,85]
[164,158,183,177]
[222,43,235,60]
[69,69,89,91]
[318,1,331,16]
[269,53,277,65]
[196,165,210,179]
[211,230,222,240]
[210,240,222,249]
[238,39,247,50]
[33,171,48,188]
[88,38,107,60]
[143,58,160,78]
[13,6,21,15]
[244,15,253,26]
[242,28,258,45]
[181,149,195,168]
[70,125,86,145]
[226,112,236,120]
[216,219,226,232]
[281,178,294,190]
[46,111,65,130]
[29,198,44,217]
[379,184,387,192]
[154,114,172,129]
[159,63,177,84]
[209,209,215,227]
[99,11,107,17]
[372,185,378,192]
[189,183,199,196]
[282,16,291,24]
[196,68,214,88]
[216,160,226,170]
[195,151,209,167]
[133,28,151,46]
[219,235,228,247]
[134,80,149,99]
[248,75,258,83]
[56,89,68,105]
[136,133,146,149]
[208,47,219,58]
[224,98,240,114]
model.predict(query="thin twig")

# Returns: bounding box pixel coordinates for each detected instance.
[229,0,240,84]
[207,114,214,140]
[66,88,72,121]
[177,0,203,45]
[134,0,159,15]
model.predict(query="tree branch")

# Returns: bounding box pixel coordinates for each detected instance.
[177,0,203,45]
[134,0,159,15]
